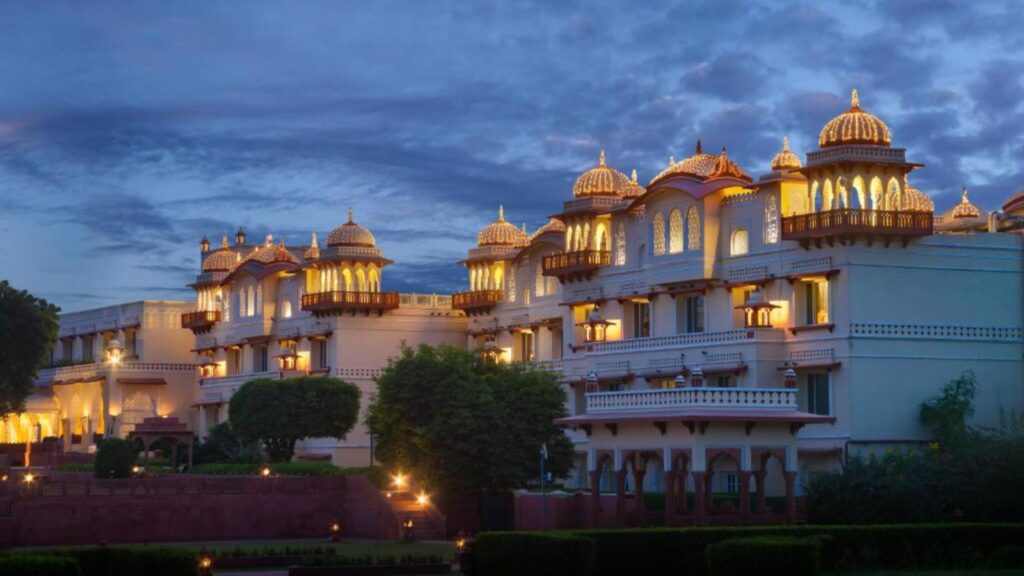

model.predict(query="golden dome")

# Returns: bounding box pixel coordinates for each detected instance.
[818,89,892,148]
[530,217,566,240]
[770,137,802,171]
[327,209,376,247]
[477,205,529,247]
[572,150,633,197]
[648,141,751,184]
[304,232,320,260]
[202,235,241,272]
[903,180,934,212]
[247,235,298,264]
[951,186,981,219]
[624,168,646,197]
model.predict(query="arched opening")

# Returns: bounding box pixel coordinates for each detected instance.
[535,262,545,297]
[582,222,591,250]
[870,176,884,210]
[668,209,683,253]
[755,450,789,517]
[594,222,608,252]
[836,176,849,209]
[706,451,742,516]
[651,212,666,256]
[615,222,627,266]
[574,224,584,251]
[886,177,902,210]
[342,268,353,292]
[368,268,380,292]
[810,180,820,212]
[281,299,292,318]
[687,205,701,250]
[492,265,503,291]
[469,268,477,291]
[730,228,749,256]
[355,268,367,292]
[822,179,834,211]
[565,225,574,252]
[852,175,866,209]
[246,286,255,316]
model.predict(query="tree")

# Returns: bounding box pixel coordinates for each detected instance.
[229,376,360,461]
[368,344,573,495]
[0,281,60,416]
[94,438,141,479]
[920,370,977,445]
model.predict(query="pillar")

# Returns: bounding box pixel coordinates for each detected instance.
[633,467,646,514]
[738,471,752,520]
[784,471,797,524]
[754,470,767,513]
[692,471,706,523]
[589,470,602,528]
[615,468,628,527]
[664,470,678,521]
[677,464,689,515]
[704,468,714,516]
[62,418,72,453]
[84,417,94,451]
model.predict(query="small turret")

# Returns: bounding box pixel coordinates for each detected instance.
[235,227,246,246]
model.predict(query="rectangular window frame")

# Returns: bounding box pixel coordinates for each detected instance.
[805,372,832,416]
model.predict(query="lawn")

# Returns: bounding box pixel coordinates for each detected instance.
[833,572,1024,575]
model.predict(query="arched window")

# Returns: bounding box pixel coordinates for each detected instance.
[823,180,834,210]
[870,176,884,210]
[565,226,574,252]
[469,268,477,291]
[246,286,255,317]
[652,212,666,256]
[764,194,779,244]
[507,266,516,302]
[615,222,627,266]
[121,392,155,435]
[369,268,380,292]
[342,268,353,292]
[669,209,683,254]
[886,177,901,210]
[686,206,701,250]
[255,285,263,312]
[355,268,367,292]
[281,299,292,319]
[492,266,503,291]
[730,228,749,256]
[810,181,820,212]
[222,291,231,322]
[535,263,545,297]
[582,222,591,250]
[852,175,867,209]
[594,223,608,252]
[522,288,530,306]
[574,224,584,251]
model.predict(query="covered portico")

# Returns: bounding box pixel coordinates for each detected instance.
[129,416,195,472]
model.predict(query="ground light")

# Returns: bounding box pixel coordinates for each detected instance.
[391,472,407,490]
[23,472,35,484]
[260,466,271,477]
[198,548,213,576]
[416,491,430,507]
[401,519,414,542]
[330,521,341,542]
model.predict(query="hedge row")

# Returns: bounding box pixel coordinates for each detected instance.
[706,537,819,576]
[476,532,594,576]
[190,461,341,476]
[475,523,1024,576]
[1,547,196,576]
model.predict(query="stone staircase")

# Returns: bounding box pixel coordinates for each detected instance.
[386,490,445,540]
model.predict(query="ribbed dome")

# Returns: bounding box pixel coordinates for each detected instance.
[903,180,934,212]
[477,206,529,247]
[819,89,892,148]
[770,137,802,170]
[202,235,241,272]
[950,187,981,219]
[1002,188,1024,214]
[530,217,566,240]
[572,150,633,197]
[648,141,751,184]
[327,209,376,247]
[247,236,299,264]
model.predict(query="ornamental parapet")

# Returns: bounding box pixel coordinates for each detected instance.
[586,386,797,414]
[300,291,400,316]
[805,145,907,167]
[781,208,932,247]
[542,249,610,282]
[560,195,627,215]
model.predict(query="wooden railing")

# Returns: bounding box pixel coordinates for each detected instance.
[181,310,221,331]
[782,209,932,241]
[542,249,610,278]
[300,291,400,313]
[451,290,504,311]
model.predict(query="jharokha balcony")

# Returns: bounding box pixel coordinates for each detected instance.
[542,249,610,282]
[181,310,221,333]
[782,208,932,248]
[300,291,400,316]
[451,289,503,315]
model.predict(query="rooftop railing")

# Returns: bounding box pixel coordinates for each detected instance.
[586,386,797,413]
[781,209,932,244]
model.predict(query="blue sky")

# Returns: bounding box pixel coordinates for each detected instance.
[1,1,1022,312]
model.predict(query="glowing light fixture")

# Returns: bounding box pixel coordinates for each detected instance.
[391,472,408,490]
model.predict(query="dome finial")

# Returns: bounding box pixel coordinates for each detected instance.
[782,136,790,151]
[498,204,505,222]
[264,233,273,246]
[220,235,229,249]
[669,155,676,166]
[598,150,606,166]
[631,168,638,182]
[962,186,969,202]
[347,208,354,223]
[851,88,860,109]
[695,139,702,154]
[310,232,319,248]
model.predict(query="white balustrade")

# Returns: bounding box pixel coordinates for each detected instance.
[201,371,280,389]
[586,386,797,413]
[583,329,753,354]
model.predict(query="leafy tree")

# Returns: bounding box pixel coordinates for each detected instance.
[229,376,360,461]
[194,421,262,464]
[94,438,141,478]
[368,344,573,495]
[0,281,60,415]
[920,370,977,445]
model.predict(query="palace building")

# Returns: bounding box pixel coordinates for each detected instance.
[11,90,1024,524]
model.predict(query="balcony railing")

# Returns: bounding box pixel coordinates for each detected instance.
[586,386,797,414]
[300,291,400,315]
[201,370,281,390]
[181,310,221,332]
[542,249,610,281]
[782,209,932,246]
[451,290,504,312]
[581,328,754,355]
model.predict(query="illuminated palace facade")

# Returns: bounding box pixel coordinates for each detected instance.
[455,90,1024,524]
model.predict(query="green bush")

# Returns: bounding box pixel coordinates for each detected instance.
[190,461,340,476]
[69,547,196,576]
[337,465,387,487]
[706,537,819,576]
[0,554,80,576]
[476,532,594,576]
[93,438,140,479]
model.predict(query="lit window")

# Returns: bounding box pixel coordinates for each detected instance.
[535,263,545,297]
[652,212,666,256]
[802,279,829,325]
[668,209,683,253]
[687,206,701,250]
[281,300,292,319]
[730,228,749,256]
[615,222,627,266]
[764,194,779,244]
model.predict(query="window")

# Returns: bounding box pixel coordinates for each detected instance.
[507,266,516,302]
[803,279,829,325]
[281,299,292,319]
[764,193,779,244]
[120,392,155,435]
[715,375,733,388]
[82,335,94,362]
[730,228,749,256]
[676,295,705,334]
[723,472,739,494]
[311,338,329,370]
[686,206,701,250]
[228,348,241,375]
[124,329,137,358]
[631,302,651,338]
[535,263,545,297]
[806,373,831,415]
[615,222,626,266]
[519,331,534,362]
[254,345,269,372]
[652,212,666,256]
[223,291,231,322]
[668,209,683,253]
[62,339,73,361]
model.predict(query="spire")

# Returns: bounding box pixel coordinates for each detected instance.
[598,150,606,166]
[631,168,638,182]
[264,233,273,246]
[522,223,527,233]
[782,136,790,152]
[851,88,860,110]
[347,208,354,223]
[961,186,969,202]
[720,146,728,158]
[695,139,702,154]
[220,235,229,249]
[498,204,505,222]
[310,232,319,248]
[669,156,676,166]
